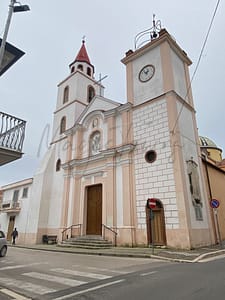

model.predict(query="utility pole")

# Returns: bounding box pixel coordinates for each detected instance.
[0,0,30,70]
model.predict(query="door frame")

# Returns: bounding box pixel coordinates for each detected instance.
[146,199,166,246]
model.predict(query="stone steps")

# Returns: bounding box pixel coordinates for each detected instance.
[61,235,113,249]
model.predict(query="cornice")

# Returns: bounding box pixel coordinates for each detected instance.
[62,143,135,169]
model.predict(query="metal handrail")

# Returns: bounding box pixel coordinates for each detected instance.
[0,111,26,152]
[61,224,82,241]
[102,224,117,246]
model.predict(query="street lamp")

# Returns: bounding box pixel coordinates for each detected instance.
[0,0,30,70]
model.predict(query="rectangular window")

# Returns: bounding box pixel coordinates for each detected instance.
[12,190,19,203]
[195,204,203,221]
[22,187,28,198]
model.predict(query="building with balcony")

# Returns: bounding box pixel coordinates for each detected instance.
[0,178,32,241]
[0,111,26,166]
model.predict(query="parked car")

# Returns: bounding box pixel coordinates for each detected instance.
[0,230,7,257]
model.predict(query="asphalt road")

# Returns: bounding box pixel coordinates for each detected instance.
[1,247,225,299]
[0,246,168,299]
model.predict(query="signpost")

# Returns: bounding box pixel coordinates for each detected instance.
[147,198,157,254]
[210,198,222,248]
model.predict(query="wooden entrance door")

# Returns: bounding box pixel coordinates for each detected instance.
[7,216,15,241]
[146,200,166,246]
[86,184,102,235]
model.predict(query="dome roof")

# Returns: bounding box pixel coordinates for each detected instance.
[199,136,217,148]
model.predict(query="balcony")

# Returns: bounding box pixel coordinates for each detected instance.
[0,111,26,166]
[0,200,21,213]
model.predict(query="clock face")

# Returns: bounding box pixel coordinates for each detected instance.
[139,65,155,82]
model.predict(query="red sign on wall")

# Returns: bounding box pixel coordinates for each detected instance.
[147,198,156,209]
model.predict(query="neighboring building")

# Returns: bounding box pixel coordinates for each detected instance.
[0,28,222,249]
[200,136,225,242]
[0,178,33,242]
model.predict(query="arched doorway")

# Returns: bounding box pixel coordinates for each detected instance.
[146,199,166,246]
[86,184,102,235]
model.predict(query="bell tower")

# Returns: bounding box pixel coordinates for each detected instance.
[122,19,214,248]
[52,39,103,143]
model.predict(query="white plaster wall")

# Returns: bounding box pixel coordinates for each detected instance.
[132,99,178,230]
[28,148,55,234]
[44,141,66,229]
[133,46,164,105]
[177,102,209,229]
[56,73,102,110]
[0,214,8,233]
[0,184,32,236]
[52,103,85,142]
[171,49,187,100]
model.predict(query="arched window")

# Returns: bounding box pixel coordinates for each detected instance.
[60,116,66,134]
[71,66,75,73]
[56,159,61,171]
[87,67,91,76]
[78,64,83,71]
[63,86,69,104]
[87,86,95,103]
[89,131,101,155]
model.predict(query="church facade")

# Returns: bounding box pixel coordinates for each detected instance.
[0,28,216,249]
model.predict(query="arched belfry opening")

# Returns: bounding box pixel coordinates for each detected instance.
[146,198,166,246]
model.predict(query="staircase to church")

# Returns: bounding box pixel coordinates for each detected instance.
[61,235,113,249]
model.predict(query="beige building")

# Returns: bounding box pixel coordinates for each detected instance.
[1,28,221,249]
[200,136,225,243]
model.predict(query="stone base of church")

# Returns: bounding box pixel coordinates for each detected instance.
[166,228,214,249]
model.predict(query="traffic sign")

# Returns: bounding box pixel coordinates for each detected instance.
[210,199,220,209]
[147,198,156,209]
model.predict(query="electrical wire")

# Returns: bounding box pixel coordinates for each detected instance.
[171,0,221,134]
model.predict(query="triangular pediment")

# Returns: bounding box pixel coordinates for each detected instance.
[77,95,121,125]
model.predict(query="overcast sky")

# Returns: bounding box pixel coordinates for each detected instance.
[0,0,224,186]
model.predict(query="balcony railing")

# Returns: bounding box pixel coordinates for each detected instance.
[0,111,26,165]
[0,200,21,213]
[0,111,26,152]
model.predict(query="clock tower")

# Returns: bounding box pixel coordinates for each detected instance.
[122,28,214,248]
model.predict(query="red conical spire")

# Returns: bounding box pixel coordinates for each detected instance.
[75,39,91,64]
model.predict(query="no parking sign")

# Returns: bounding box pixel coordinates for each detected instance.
[210,199,220,209]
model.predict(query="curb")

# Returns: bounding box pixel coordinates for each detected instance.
[9,244,225,263]
[192,249,225,262]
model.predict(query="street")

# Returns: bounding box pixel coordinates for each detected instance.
[0,247,225,299]
[0,247,168,299]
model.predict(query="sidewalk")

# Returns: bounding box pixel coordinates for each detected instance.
[11,242,225,263]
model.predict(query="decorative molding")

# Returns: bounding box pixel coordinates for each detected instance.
[61,143,135,169]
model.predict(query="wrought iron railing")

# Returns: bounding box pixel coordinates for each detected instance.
[0,111,26,152]
[61,224,82,241]
[102,224,117,246]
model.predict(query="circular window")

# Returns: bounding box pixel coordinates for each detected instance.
[145,150,157,163]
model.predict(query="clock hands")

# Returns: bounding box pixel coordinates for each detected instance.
[144,68,149,74]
